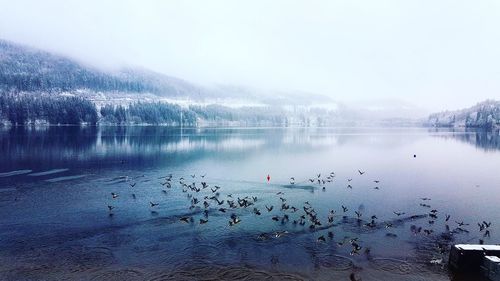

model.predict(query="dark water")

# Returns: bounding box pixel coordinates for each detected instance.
[0,126,499,281]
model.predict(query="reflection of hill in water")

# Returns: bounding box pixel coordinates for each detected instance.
[429,128,500,151]
[0,127,263,170]
[0,126,431,173]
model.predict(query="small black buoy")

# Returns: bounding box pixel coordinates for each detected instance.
[413,154,416,158]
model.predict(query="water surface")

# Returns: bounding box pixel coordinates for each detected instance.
[0,126,499,281]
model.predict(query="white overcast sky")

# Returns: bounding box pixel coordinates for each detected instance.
[0,0,499,111]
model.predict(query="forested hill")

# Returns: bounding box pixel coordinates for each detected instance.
[0,39,335,105]
[0,39,290,126]
[427,100,500,129]
[0,39,420,127]
[0,39,201,97]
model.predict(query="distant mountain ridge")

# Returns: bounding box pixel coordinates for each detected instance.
[427,100,500,129]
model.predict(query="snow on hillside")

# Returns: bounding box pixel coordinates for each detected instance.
[428,100,500,129]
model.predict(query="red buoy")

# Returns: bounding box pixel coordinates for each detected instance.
[267,174,270,182]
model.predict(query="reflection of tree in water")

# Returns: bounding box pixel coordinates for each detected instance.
[1,126,461,175]
[97,126,273,153]
[0,126,97,167]
[429,128,500,151]
[472,130,500,151]
[1,126,97,149]
[0,126,280,172]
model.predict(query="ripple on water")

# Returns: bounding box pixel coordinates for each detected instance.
[217,267,270,280]
[0,263,58,281]
[146,263,305,281]
[52,245,115,273]
[370,257,412,275]
[183,242,222,261]
[316,253,355,271]
[90,268,145,281]
[0,188,17,203]
[303,243,354,272]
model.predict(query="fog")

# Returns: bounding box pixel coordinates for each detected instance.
[1,0,499,111]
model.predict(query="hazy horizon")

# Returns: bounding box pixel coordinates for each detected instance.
[1,0,499,112]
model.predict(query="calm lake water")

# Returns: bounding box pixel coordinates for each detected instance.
[0,126,499,281]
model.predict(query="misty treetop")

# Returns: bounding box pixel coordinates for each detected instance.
[0,40,201,97]
[0,40,153,93]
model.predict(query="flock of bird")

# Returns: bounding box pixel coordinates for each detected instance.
[106,169,494,261]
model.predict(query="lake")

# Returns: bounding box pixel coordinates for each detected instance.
[0,126,499,281]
